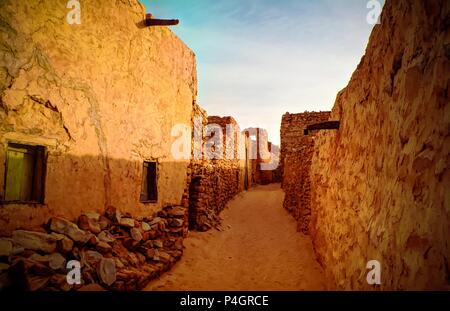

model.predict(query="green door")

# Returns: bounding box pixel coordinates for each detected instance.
[4,145,35,201]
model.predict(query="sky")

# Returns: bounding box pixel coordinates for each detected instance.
[142,0,382,145]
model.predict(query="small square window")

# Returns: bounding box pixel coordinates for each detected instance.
[4,143,46,203]
[140,161,157,202]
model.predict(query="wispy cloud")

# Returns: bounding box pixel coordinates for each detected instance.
[143,0,380,144]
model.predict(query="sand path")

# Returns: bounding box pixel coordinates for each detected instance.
[145,183,326,291]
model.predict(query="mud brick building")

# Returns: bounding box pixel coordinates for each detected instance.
[280,111,330,233]
[0,0,198,233]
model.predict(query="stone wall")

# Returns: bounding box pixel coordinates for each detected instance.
[246,128,280,185]
[207,116,250,194]
[0,0,196,234]
[187,110,252,231]
[310,0,450,290]
[280,112,330,233]
[271,144,283,183]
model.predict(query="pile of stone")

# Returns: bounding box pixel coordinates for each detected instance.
[0,205,186,291]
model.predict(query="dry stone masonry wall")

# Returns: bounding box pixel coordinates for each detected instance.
[280,112,330,233]
[310,0,450,290]
[187,109,251,231]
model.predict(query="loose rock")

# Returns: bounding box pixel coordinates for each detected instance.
[170,218,184,227]
[153,240,163,248]
[85,212,101,221]
[1,201,187,291]
[98,216,111,230]
[0,239,13,257]
[12,230,58,253]
[57,237,74,254]
[88,235,99,245]
[78,215,101,234]
[119,218,135,228]
[168,207,185,218]
[98,231,115,243]
[141,222,151,232]
[97,258,116,286]
[81,250,103,267]
[130,228,143,242]
[29,253,66,270]
[48,253,66,270]
[147,217,162,226]
[158,251,172,263]
[50,217,93,244]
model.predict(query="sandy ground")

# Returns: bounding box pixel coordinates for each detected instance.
[145,184,326,291]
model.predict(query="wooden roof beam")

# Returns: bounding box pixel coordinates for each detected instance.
[145,13,179,27]
[304,121,340,135]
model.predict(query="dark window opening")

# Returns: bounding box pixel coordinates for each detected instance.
[140,161,157,202]
[3,143,46,203]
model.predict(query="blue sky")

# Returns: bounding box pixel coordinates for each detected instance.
[142,0,381,145]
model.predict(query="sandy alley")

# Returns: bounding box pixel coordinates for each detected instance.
[145,184,326,291]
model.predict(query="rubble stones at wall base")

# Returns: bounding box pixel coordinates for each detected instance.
[0,205,187,291]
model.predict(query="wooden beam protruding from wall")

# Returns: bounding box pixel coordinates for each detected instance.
[304,121,340,135]
[145,13,179,27]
